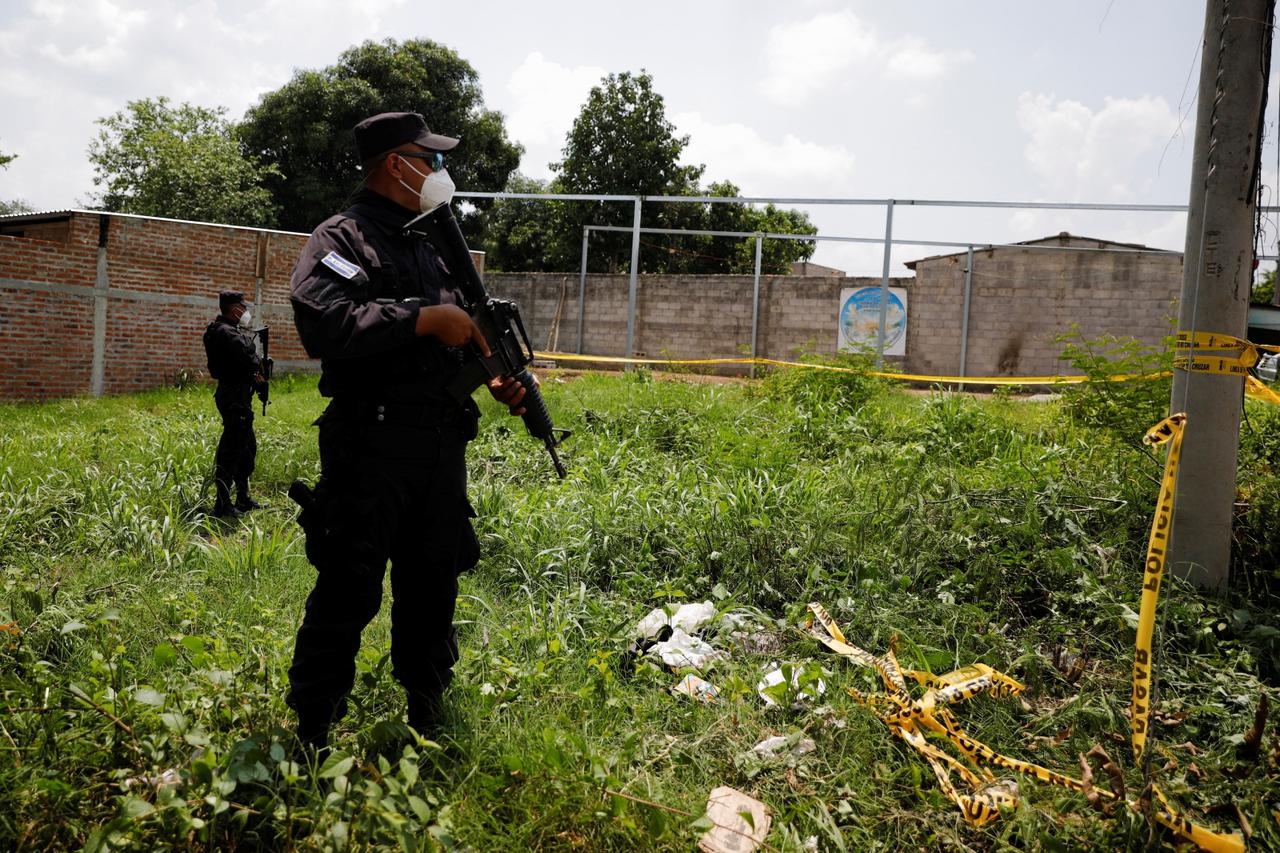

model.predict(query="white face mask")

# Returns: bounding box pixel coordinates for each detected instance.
[399,160,456,212]
[238,310,253,328]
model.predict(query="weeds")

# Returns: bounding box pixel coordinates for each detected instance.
[1,372,1277,850]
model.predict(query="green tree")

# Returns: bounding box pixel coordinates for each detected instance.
[0,146,34,216]
[687,180,816,274]
[1254,268,1276,305]
[482,173,578,272]
[239,38,522,233]
[480,71,816,274]
[550,70,702,273]
[86,98,278,226]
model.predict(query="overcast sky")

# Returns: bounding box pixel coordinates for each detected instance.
[1,0,1276,275]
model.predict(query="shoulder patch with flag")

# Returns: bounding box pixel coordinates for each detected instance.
[319,251,361,280]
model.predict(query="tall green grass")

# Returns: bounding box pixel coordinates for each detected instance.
[1,369,1277,850]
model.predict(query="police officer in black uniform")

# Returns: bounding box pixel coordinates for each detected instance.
[286,112,530,752]
[203,290,265,518]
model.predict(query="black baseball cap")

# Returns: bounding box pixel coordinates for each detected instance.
[219,290,246,311]
[353,112,459,163]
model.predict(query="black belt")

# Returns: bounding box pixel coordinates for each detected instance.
[328,397,467,428]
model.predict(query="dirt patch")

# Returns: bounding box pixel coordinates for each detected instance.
[548,368,751,385]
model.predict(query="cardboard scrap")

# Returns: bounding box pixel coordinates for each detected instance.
[697,785,771,853]
[673,674,719,703]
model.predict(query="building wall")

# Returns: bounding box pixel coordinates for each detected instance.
[483,272,892,366]
[0,210,1188,401]
[0,212,312,400]
[905,245,1182,378]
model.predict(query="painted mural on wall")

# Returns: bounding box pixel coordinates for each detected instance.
[838,286,908,356]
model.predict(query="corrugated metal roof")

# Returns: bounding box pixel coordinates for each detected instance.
[0,208,308,237]
[904,232,1179,269]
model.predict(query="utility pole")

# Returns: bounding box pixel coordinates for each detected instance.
[1169,0,1274,591]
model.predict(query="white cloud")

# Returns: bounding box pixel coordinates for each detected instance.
[1010,92,1185,249]
[0,0,405,209]
[673,111,854,197]
[1016,92,1180,201]
[35,0,148,71]
[759,11,878,102]
[504,52,605,178]
[885,37,973,80]
[759,11,972,103]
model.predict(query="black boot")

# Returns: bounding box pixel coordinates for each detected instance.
[406,690,446,739]
[235,482,263,512]
[213,481,240,518]
[293,714,332,764]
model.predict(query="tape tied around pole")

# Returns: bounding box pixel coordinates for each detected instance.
[1173,330,1260,376]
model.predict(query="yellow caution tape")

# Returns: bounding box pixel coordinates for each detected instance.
[1246,374,1280,405]
[537,351,1092,385]
[1131,413,1186,761]
[1124,414,1246,852]
[537,343,1280,403]
[806,601,1243,850]
[1174,330,1261,377]
[1150,784,1245,853]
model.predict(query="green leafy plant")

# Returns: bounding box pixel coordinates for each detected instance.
[1055,325,1173,444]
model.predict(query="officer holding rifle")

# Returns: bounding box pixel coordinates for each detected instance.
[202,290,266,518]
[285,112,531,753]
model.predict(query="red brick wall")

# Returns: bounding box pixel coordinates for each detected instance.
[0,212,314,401]
[0,288,96,400]
[0,229,100,400]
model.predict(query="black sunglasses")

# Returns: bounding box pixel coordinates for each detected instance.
[397,151,445,172]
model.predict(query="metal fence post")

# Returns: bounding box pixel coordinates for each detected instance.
[875,200,896,367]
[751,233,763,378]
[625,197,642,364]
[577,226,589,354]
[959,245,974,377]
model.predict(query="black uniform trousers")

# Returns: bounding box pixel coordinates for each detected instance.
[214,385,257,502]
[286,403,479,725]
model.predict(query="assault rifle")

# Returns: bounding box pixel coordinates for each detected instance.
[255,325,274,415]
[404,202,570,478]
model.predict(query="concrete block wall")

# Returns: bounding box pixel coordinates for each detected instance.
[485,272,895,365]
[0,210,1187,401]
[905,245,1182,378]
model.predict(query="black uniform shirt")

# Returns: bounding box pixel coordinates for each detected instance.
[203,316,260,388]
[290,189,465,402]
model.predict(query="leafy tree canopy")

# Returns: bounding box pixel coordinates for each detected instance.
[86,98,279,227]
[240,38,522,232]
[482,173,579,272]
[482,71,815,274]
[0,146,34,215]
[1254,268,1276,305]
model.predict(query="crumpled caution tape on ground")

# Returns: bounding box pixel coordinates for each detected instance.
[805,602,1244,851]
